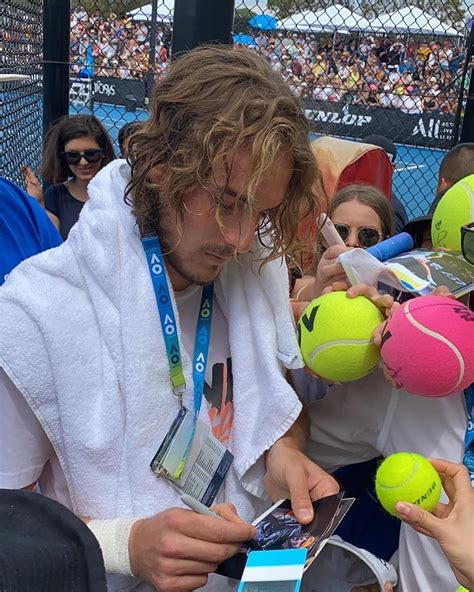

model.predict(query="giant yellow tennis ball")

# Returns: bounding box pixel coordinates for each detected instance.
[297,291,384,382]
[431,174,474,251]
[375,453,442,517]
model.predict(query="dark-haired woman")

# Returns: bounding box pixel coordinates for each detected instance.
[41,115,114,239]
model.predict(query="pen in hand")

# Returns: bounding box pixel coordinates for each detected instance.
[180,494,260,550]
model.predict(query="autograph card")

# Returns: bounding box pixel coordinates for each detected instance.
[217,493,354,580]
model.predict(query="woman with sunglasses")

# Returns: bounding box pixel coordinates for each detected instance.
[291,184,393,302]
[42,115,115,239]
[328,184,392,250]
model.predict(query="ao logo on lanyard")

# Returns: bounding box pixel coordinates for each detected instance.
[142,234,233,506]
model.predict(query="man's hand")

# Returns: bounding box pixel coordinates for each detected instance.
[395,459,474,591]
[265,411,339,524]
[129,503,255,592]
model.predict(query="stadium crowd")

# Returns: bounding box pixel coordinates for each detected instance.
[70,6,172,82]
[69,6,465,115]
[250,31,464,115]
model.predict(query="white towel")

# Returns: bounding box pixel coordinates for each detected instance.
[0,159,303,589]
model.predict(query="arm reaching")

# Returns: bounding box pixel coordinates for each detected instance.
[395,459,474,591]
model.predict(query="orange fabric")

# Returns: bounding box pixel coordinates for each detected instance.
[312,136,393,200]
[299,136,393,269]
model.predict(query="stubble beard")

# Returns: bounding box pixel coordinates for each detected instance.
[157,215,219,287]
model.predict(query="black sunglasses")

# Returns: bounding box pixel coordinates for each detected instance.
[62,148,104,165]
[334,223,382,248]
[461,223,474,265]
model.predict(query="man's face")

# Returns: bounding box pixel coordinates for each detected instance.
[157,151,294,290]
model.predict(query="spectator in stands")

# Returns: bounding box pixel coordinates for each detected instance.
[41,115,115,239]
[0,177,62,285]
[69,7,465,116]
[362,134,409,234]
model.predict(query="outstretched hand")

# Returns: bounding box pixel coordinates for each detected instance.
[21,165,44,204]
[395,459,474,591]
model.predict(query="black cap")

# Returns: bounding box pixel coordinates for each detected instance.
[0,489,107,592]
[362,135,397,162]
[402,215,432,246]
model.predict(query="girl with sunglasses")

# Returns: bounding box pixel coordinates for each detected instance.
[291,184,394,302]
[328,184,393,250]
[41,115,115,239]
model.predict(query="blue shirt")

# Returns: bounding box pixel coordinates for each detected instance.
[0,177,62,284]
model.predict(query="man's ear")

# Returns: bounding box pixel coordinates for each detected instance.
[436,176,450,195]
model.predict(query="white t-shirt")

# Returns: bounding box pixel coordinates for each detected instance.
[0,285,232,506]
[304,369,467,592]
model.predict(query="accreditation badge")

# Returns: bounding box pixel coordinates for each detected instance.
[150,406,234,506]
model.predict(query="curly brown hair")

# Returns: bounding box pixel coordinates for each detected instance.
[41,115,115,184]
[126,45,322,264]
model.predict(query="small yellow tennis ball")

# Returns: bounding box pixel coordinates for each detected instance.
[297,291,384,383]
[455,587,469,592]
[431,174,474,251]
[375,452,442,517]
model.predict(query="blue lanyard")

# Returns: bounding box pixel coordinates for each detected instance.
[142,235,213,418]
[463,384,474,486]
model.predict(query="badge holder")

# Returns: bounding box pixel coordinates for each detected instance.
[151,406,234,506]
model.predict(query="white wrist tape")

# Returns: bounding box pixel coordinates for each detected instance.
[87,518,139,575]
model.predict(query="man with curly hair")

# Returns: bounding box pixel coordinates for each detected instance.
[0,46,337,591]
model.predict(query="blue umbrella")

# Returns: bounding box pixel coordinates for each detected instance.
[233,33,257,46]
[248,14,278,31]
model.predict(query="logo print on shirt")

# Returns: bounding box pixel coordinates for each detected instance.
[204,358,234,446]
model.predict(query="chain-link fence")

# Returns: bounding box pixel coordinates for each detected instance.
[66,0,470,219]
[234,1,471,219]
[0,0,43,187]
[69,1,174,154]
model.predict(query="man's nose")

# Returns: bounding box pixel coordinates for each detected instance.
[221,217,256,254]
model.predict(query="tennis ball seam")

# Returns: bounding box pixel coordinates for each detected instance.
[405,299,464,395]
[400,300,462,314]
[377,458,419,490]
[308,338,375,366]
[460,180,474,219]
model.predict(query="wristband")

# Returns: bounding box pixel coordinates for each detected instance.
[87,517,140,575]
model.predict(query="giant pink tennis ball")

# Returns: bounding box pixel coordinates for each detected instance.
[380,296,474,397]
